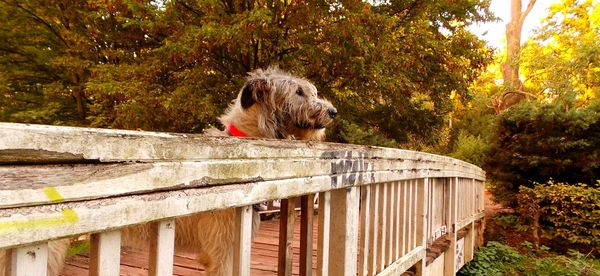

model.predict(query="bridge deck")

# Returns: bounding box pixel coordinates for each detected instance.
[60,217,317,276]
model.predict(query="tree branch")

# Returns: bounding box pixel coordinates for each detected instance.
[5,1,70,48]
[520,0,536,24]
[502,90,537,98]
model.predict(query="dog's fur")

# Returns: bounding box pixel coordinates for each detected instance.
[0,67,336,275]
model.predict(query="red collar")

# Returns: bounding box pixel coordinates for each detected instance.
[227,124,247,138]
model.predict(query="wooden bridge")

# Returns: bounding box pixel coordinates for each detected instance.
[0,123,485,275]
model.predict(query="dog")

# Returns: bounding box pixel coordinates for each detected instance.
[0,67,336,275]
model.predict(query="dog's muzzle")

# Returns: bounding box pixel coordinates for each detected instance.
[327,107,337,119]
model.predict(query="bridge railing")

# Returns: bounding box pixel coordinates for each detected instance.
[0,123,485,275]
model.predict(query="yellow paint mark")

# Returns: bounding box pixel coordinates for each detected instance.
[0,187,79,233]
[0,209,79,234]
[43,187,64,203]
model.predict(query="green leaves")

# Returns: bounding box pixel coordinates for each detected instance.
[518,181,600,249]
[485,101,600,206]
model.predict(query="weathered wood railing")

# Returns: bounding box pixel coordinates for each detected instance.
[0,123,485,275]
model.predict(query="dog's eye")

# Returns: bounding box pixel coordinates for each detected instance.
[296,88,304,96]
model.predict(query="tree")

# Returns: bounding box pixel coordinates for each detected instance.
[0,0,495,149]
[520,0,600,108]
[493,0,537,112]
[480,0,600,206]
[0,0,165,125]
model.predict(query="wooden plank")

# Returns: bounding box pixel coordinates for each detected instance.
[2,248,11,276]
[389,182,397,264]
[234,206,253,276]
[0,170,482,250]
[412,180,418,251]
[379,182,388,270]
[443,178,458,276]
[415,258,427,276]
[278,198,296,276]
[358,185,371,276]
[394,182,401,260]
[299,194,314,276]
[149,219,175,276]
[465,179,478,263]
[377,246,426,276]
[0,123,485,177]
[464,222,475,263]
[400,181,407,256]
[89,230,121,276]
[455,213,485,231]
[367,184,379,275]
[61,218,319,275]
[9,243,48,276]
[428,179,435,241]
[416,178,429,276]
[417,178,429,247]
[407,180,413,252]
[0,157,485,210]
[316,191,331,276]
[328,187,360,276]
[385,182,393,266]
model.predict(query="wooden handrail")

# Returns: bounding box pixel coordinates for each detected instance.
[0,123,486,275]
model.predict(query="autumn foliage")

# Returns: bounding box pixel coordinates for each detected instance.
[0,0,493,147]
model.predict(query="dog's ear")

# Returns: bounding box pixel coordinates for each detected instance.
[241,79,270,109]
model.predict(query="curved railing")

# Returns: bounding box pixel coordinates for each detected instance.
[0,123,485,275]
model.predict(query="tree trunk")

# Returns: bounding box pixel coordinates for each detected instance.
[72,86,86,120]
[532,209,540,250]
[502,0,524,91]
[496,0,536,112]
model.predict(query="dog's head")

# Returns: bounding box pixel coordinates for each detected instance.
[231,67,336,141]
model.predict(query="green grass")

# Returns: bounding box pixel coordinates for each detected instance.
[66,240,90,257]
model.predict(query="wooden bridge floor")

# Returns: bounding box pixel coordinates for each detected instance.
[60,217,317,276]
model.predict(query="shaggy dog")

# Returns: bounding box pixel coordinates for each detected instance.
[1,68,336,275]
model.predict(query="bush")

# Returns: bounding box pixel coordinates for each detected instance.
[332,120,398,148]
[459,241,600,276]
[458,241,524,275]
[485,101,600,206]
[450,130,492,167]
[517,181,600,249]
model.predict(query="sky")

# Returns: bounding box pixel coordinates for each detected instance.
[469,0,563,49]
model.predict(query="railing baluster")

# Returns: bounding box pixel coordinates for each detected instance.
[386,183,393,266]
[9,243,48,276]
[234,206,253,276]
[394,181,401,261]
[413,180,419,251]
[401,180,407,256]
[149,219,175,276]
[464,179,477,263]
[358,186,371,276]
[317,191,331,276]
[367,184,379,275]
[407,180,414,252]
[429,178,435,240]
[380,183,388,269]
[376,184,385,272]
[300,194,315,276]
[415,178,429,276]
[389,182,397,265]
[89,230,121,276]
[328,187,360,275]
[278,198,296,276]
[444,177,459,276]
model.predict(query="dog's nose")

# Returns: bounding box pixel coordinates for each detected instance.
[328,108,338,119]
